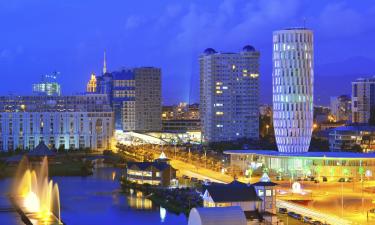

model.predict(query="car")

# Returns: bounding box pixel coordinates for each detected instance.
[322,176,327,182]
[276,175,283,181]
[287,212,302,220]
[191,177,198,182]
[294,213,302,220]
[312,221,323,225]
[303,216,313,223]
[203,179,212,185]
[339,177,352,182]
[278,207,287,214]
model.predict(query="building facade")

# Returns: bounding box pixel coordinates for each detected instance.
[33,72,61,96]
[352,77,375,123]
[134,67,162,132]
[162,103,200,133]
[96,67,162,132]
[162,119,200,133]
[0,94,113,151]
[329,125,375,153]
[330,95,351,122]
[162,103,200,120]
[272,28,314,153]
[125,155,177,186]
[200,46,260,143]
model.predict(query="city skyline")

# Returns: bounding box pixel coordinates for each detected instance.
[0,0,374,105]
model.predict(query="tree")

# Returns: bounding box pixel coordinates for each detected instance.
[351,144,362,153]
[58,145,65,152]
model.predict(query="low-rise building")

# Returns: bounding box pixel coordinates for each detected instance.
[125,153,176,186]
[162,119,200,133]
[329,125,375,152]
[202,177,279,224]
[203,180,261,210]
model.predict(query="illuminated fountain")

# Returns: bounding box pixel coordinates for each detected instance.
[12,156,62,225]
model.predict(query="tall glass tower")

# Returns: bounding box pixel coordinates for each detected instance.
[272,28,314,153]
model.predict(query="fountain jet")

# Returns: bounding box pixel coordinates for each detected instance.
[12,156,62,225]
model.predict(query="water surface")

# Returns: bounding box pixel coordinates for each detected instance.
[0,167,187,225]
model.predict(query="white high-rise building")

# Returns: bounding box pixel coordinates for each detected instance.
[272,28,314,153]
[200,46,260,143]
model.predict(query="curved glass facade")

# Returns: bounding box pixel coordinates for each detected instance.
[272,28,314,153]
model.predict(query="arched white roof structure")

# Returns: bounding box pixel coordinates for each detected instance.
[188,207,247,225]
[115,130,167,145]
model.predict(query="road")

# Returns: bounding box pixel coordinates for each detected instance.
[277,200,351,225]
[170,158,233,184]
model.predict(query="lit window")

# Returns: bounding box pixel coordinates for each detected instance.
[216,112,224,115]
[258,190,264,196]
[232,64,236,70]
[250,73,259,78]
[222,86,228,90]
[216,124,223,128]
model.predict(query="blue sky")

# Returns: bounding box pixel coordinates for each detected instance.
[0,0,374,105]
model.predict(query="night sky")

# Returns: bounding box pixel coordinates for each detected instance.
[0,0,374,105]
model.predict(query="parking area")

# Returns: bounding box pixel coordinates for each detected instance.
[277,213,305,225]
[276,200,351,225]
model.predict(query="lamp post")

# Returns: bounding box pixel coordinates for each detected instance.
[341,180,344,217]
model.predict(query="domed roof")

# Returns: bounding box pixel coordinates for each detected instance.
[242,45,256,52]
[203,48,217,55]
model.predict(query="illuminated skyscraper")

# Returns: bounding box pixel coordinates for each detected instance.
[352,77,375,123]
[86,73,97,93]
[32,72,61,96]
[272,28,314,153]
[200,46,260,143]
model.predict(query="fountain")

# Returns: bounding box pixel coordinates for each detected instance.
[11,156,63,225]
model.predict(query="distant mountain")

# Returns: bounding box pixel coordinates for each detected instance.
[315,56,375,105]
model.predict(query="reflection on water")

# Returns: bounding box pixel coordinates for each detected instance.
[160,207,166,222]
[0,167,187,225]
[127,194,153,210]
